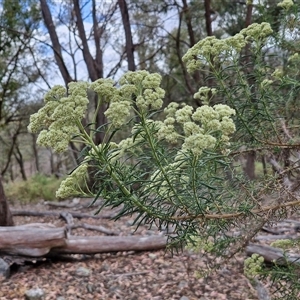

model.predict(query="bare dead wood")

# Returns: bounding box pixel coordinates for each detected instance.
[0,226,66,256]
[246,243,300,266]
[11,209,116,219]
[51,235,167,255]
[254,234,296,241]
[261,227,281,234]
[108,270,152,277]
[60,212,74,226]
[0,225,167,257]
[262,225,295,234]
[45,199,103,209]
[252,278,271,300]
[59,211,118,235]
[71,223,119,235]
[45,201,78,208]
[284,219,300,228]
[60,212,74,237]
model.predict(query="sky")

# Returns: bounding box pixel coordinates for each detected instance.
[29,0,179,96]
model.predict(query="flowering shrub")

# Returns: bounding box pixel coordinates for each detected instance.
[29,3,300,296]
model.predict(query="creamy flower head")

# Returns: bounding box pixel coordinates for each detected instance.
[28,82,89,152]
[104,71,165,127]
[192,106,219,124]
[244,254,264,278]
[260,79,273,88]
[90,78,116,101]
[270,239,293,249]
[182,33,247,72]
[213,104,236,118]
[271,68,284,79]
[175,105,193,123]
[194,87,217,104]
[164,102,180,117]
[240,22,273,41]
[183,134,216,156]
[105,101,131,128]
[56,163,89,199]
[157,123,180,144]
[277,0,294,10]
[183,122,203,136]
[157,102,235,154]
[288,53,299,62]
[183,23,272,73]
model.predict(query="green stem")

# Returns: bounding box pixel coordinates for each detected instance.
[139,111,189,213]
[90,96,104,140]
[77,117,160,218]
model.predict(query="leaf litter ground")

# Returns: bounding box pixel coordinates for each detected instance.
[0,200,258,300]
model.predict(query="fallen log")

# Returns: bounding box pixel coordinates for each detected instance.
[45,199,103,209]
[51,235,167,255]
[246,243,300,266]
[0,225,167,257]
[70,223,119,235]
[254,234,297,241]
[0,225,66,256]
[11,209,115,219]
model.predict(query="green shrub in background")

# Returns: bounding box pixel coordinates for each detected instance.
[27,1,300,298]
[4,174,63,203]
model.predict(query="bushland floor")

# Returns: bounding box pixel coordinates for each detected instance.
[1,200,258,300]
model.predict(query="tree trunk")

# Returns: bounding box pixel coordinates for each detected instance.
[245,1,253,28]
[204,0,213,36]
[0,176,14,226]
[73,0,99,82]
[244,151,256,180]
[40,0,73,85]
[32,133,40,173]
[13,144,27,181]
[118,0,136,71]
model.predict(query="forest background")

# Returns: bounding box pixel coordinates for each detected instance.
[1,1,300,298]
[1,0,289,190]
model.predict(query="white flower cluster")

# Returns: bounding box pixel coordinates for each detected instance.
[155,102,236,156]
[260,79,273,89]
[270,239,294,249]
[29,71,166,152]
[244,254,264,278]
[288,52,299,62]
[28,83,89,152]
[183,23,273,73]
[56,163,89,199]
[90,78,117,101]
[194,87,217,105]
[271,68,284,79]
[240,22,273,41]
[277,0,294,10]
[104,71,165,128]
